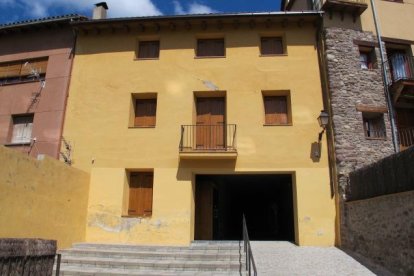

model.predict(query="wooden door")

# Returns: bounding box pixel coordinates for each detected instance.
[196,97,225,149]
[129,172,153,217]
[195,182,213,240]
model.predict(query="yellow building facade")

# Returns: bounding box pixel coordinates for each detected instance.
[62,13,336,247]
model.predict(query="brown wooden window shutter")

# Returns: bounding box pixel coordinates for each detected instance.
[197,39,225,57]
[261,37,284,55]
[128,172,154,217]
[134,98,157,127]
[363,114,386,138]
[264,96,289,125]
[138,41,160,59]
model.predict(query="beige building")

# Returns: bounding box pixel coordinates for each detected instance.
[61,11,338,247]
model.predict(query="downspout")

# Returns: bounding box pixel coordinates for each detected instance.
[370,0,399,153]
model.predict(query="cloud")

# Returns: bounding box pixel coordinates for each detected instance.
[1,0,163,19]
[172,0,185,15]
[173,1,217,15]
[188,2,217,14]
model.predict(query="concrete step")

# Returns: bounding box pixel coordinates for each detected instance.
[56,265,247,275]
[60,248,241,261]
[60,256,243,271]
[72,242,242,252]
[56,241,246,275]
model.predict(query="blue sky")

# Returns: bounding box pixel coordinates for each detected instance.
[0,0,282,25]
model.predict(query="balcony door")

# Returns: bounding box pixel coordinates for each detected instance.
[196,97,225,150]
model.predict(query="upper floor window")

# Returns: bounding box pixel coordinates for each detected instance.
[196,38,225,57]
[263,94,291,125]
[134,97,157,127]
[137,40,160,59]
[359,46,377,69]
[260,37,284,55]
[10,114,33,144]
[363,112,386,139]
[0,58,48,85]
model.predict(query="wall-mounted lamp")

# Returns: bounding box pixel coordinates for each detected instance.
[317,110,329,142]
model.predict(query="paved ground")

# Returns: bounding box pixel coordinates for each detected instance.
[250,241,378,276]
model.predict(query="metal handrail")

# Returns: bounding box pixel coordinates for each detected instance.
[242,214,257,276]
[179,124,237,152]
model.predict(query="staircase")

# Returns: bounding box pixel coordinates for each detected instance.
[55,241,246,275]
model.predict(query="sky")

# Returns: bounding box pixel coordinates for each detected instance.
[0,0,282,25]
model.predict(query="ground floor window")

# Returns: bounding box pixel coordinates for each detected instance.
[128,171,153,217]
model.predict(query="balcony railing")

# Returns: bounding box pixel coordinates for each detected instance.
[388,54,414,83]
[179,124,237,152]
[399,127,414,149]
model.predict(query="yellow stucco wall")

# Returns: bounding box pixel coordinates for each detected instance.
[0,146,90,249]
[63,20,336,246]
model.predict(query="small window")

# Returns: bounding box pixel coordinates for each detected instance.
[134,98,157,127]
[260,37,284,55]
[0,58,48,85]
[263,95,290,125]
[363,113,386,139]
[128,172,153,217]
[137,41,160,59]
[11,114,33,144]
[359,46,377,69]
[196,39,225,57]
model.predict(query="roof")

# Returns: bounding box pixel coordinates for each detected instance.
[0,14,88,31]
[71,11,323,27]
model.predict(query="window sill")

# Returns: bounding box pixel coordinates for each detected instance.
[4,142,31,146]
[122,215,152,218]
[259,54,287,57]
[134,58,159,61]
[194,56,226,59]
[128,126,156,128]
[263,123,292,126]
[365,137,387,140]
[0,78,45,86]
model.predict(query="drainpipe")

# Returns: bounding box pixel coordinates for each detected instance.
[370,0,399,153]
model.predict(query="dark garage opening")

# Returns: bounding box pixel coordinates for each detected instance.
[195,174,295,242]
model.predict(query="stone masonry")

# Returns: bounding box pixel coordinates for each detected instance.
[324,27,395,199]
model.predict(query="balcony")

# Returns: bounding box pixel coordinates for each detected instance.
[321,0,368,18]
[399,127,414,150]
[388,54,414,104]
[179,124,237,159]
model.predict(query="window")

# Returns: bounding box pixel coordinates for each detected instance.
[363,113,386,139]
[137,41,160,59]
[260,37,284,55]
[359,46,377,69]
[0,58,48,85]
[263,95,290,125]
[10,114,33,144]
[128,172,153,217]
[196,38,225,57]
[134,98,157,127]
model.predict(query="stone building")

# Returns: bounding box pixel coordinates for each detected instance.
[283,0,414,199]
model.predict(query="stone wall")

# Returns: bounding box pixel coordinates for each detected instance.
[324,27,395,199]
[341,191,414,276]
[0,239,56,276]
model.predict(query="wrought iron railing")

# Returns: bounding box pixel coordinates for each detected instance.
[179,124,236,152]
[388,54,414,83]
[243,214,257,276]
[399,127,414,149]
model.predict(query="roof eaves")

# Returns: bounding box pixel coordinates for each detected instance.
[71,11,323,26]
